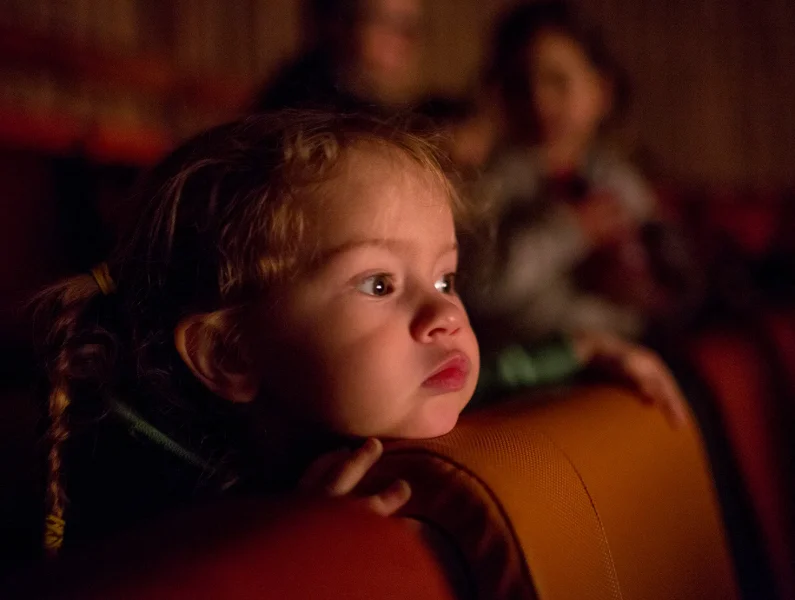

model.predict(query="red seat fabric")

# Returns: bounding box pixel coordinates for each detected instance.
[7,498,458,600]
[689,330,795,599]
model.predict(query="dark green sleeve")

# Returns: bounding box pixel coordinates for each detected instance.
[472,335,583,405]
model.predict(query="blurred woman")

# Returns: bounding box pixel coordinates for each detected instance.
[463,0,699,350]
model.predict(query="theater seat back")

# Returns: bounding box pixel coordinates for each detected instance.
[367,386,739,600]
[9,386,739,600]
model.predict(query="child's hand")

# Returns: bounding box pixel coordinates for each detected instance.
[571,331,688,428]
[299,438,411,516]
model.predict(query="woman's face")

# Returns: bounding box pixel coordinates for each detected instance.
[528,30,611,148]
[352,0,423,103]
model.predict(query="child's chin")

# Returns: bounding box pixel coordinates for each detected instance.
[403,409,461,440]
[419,390,475,438]
[386,390,473,439]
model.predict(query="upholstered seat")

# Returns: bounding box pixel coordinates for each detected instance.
[5,386,739,599]
[365,385,739,600]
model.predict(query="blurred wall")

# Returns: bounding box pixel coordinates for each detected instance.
[424,0,795,187]
[0,0,792,186]
[576,0,795,187]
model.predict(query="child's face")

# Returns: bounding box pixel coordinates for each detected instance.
[528,30,611,149]
[254,148,480,440]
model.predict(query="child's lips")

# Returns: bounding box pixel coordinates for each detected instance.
[422,352,471,392]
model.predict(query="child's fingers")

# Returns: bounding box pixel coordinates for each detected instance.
[630,356,688,429]
[651,371,689,428]
[298,447,352,491]
[362,479,412,517]
[325,437,383,497]
[620,349,688,429]
[584,333,689,429]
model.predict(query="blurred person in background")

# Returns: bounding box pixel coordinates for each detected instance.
[412,94,501,173]
[252,0,424,114]
[462,0,700,352]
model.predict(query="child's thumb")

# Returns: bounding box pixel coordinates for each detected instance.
[363,479,411,517]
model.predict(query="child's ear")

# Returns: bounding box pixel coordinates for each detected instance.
[174,314,260,403]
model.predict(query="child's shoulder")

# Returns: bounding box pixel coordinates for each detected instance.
[62,410,216,549]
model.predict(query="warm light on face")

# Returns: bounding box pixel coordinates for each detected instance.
[252,147,480,440]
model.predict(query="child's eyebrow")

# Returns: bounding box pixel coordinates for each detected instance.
[315,239,458,266]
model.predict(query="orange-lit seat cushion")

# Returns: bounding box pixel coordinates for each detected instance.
[366,386,739,600]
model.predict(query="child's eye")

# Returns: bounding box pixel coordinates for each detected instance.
[434,273,456,295]
[357,273,395,297]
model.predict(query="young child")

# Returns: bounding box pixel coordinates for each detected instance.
[33,110,685,557]
[466,1,699,348]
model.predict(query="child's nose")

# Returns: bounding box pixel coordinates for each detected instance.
[410,294,464,342]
